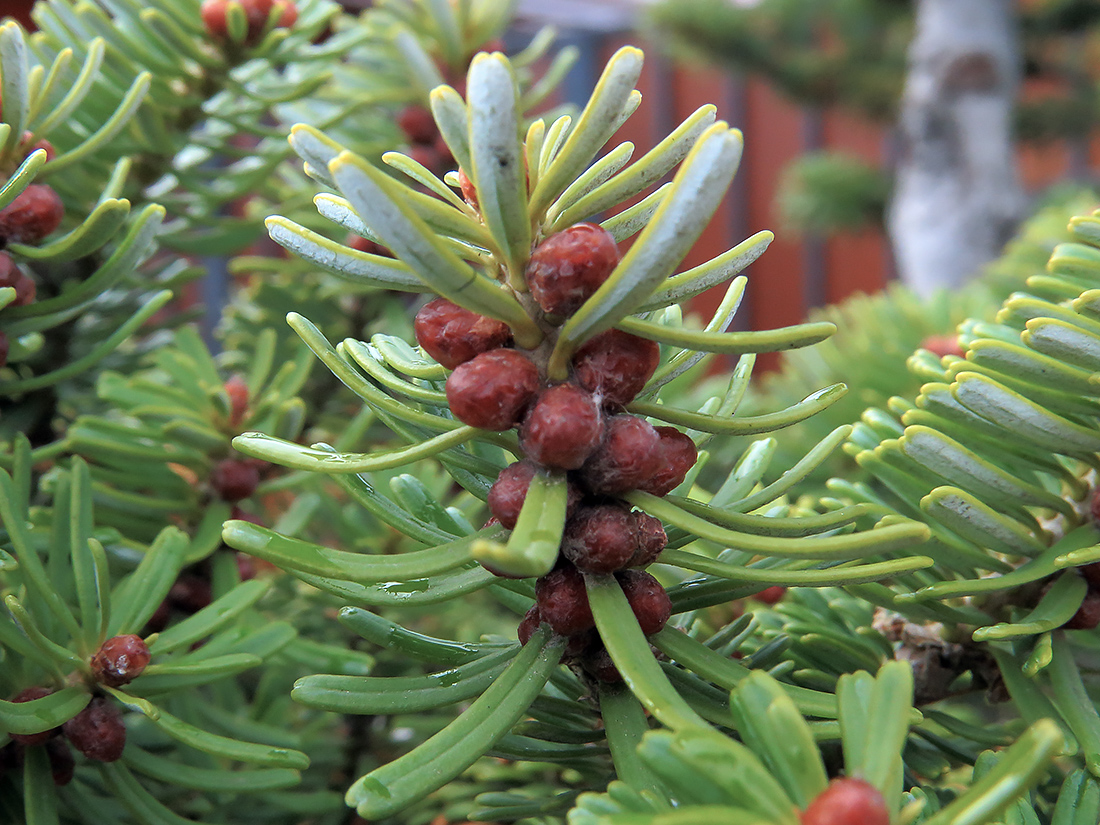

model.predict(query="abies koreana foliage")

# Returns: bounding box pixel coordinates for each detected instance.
[4,1,1100,824]
[225,31,1073,823]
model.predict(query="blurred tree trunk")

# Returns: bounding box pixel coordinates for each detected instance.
[888,0,1024,296]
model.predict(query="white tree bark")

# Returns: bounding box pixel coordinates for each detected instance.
[888,0,1024,297]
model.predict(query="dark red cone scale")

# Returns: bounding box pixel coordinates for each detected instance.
[231,506,264,525]
[224,375,250,428]
[517,606,541,646]
[9,688,59,745]
[397,105,438,145]
[578,415,663,495]
[520,384,604,470]
[631,511,667,567]
[526,223,621,317]
[46,739,74,786]
[920,334,964,359]
[562,505,638,573]
[572,329,660,408]
[800,778,889,825]
[268,0,299,28]
[0,254,35,306]
[347,233,391,257]
[458,168,478,210]
[210,458,261,502]
[488,460,582,530]
[91,635,151,687]
[637,427,698,497]
[583,646,623,684]
[10,272,35,307]
[24,134,56,164]
[753,586,787,605]
[0,253,16,286]
[414,298,512,369]
[617,570,671,636]
[62,697,126,763]
[169,574,213,614]
[1065,590,1100,630]
[236,553,259,581]
[446,349,539,430]
[144,599,172,633]
[488,461,537,530]
[535,566,594,636]
[562,628,598,662]
[201,0,297,43]
[433,134,455,169]
[406,144,440,172]
[0,184,64,245]
[1080,562,1100,590]
[1089,487,1100,527]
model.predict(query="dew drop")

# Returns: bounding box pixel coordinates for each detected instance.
[435,669,462,687]
[360,775,391,800]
